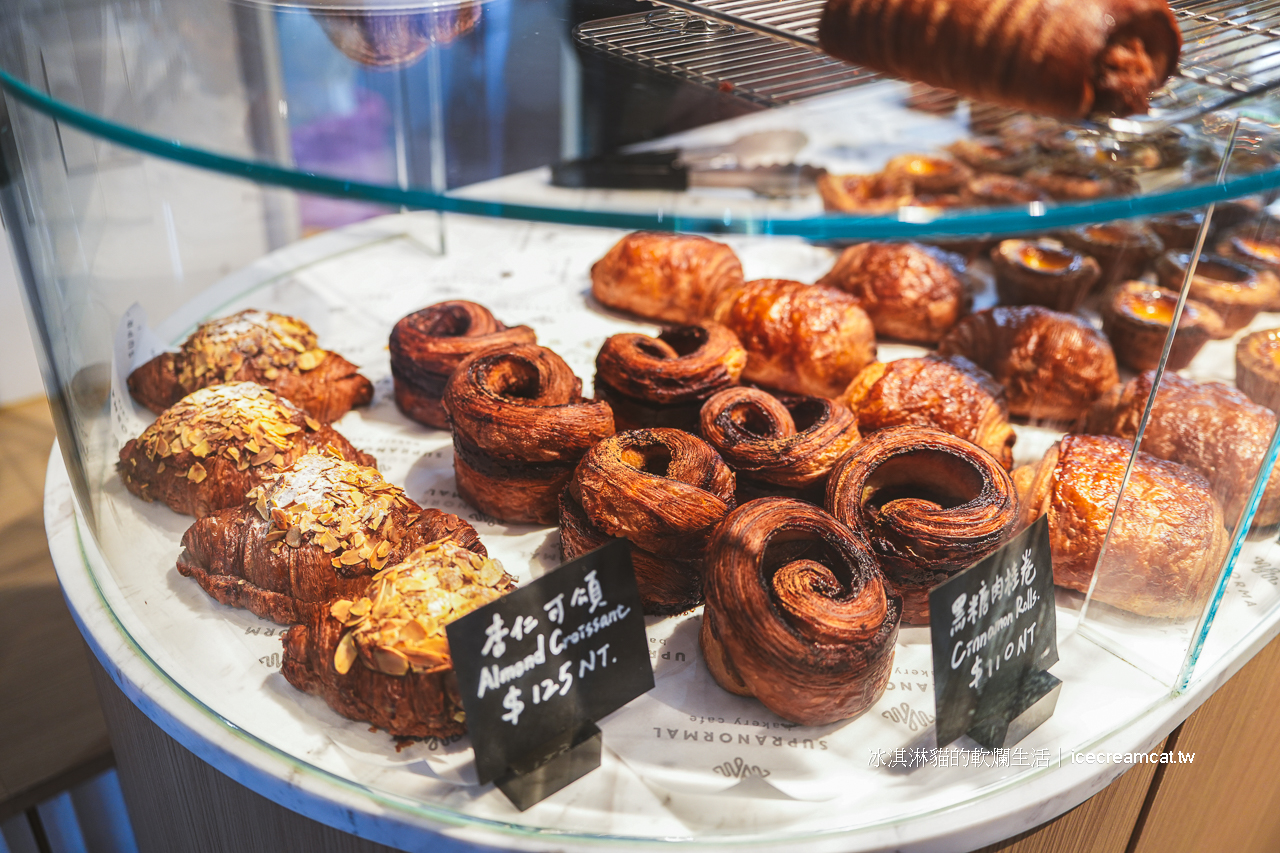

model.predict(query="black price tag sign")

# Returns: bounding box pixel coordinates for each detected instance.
[446,540,654,808]
[930,516,1060,750]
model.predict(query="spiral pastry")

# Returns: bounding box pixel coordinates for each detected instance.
[700,498,901,726]
[594,323,747,433]
[826,427,1018,624]
[559,429,736,615]
[390,301,535,429]
[699,387,861,503]
[444,344,614,524]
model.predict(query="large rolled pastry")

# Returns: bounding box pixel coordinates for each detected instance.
[700,498,901,726]
[390,301,535,429]
[1014,435,1226,619]
[594,323,746,433]
[700,387,861,502]
[938,306,1119,424]
[1087,371,1280,526]
[591,232,744,324]
[817,0,1181,119]
[177,450,486,625]
[444,344,615,525]
[128,309,373,423]
[842,356,1015,470]
[559,429,736,615]
[713,279,877,398]
[826,427,1018,624]
[282,539,514,739]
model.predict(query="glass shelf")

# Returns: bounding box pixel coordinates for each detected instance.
[5,0,1280,240]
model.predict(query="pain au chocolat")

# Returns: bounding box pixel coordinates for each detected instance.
[178,449,486,625]
[591,232,744,324]
[594,323,746,433]
[1087,371,1280,527]
[282,539,514,739]
[700,498,900,726]
[128,309,373,423]
[826,426,1018,624]
[712,279,876,398]
[817,0,1180,119]
[699,386,861,503]
[1014,435,1225,619]
[560,429,736,615]
[937,306,1119,424]
[816,242,971,344]
[841,356,1015,470]
[118,382,373,518]
[443,344,615,525]
[389,301,535,429]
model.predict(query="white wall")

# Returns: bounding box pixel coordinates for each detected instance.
[0,223,45,405]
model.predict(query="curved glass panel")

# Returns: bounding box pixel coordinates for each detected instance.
[4,0,1280,238]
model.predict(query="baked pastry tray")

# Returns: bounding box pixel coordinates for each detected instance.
[607,0,1280,134]
[83,213,1280,845]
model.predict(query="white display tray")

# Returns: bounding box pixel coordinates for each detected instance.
[53,212,1280,851]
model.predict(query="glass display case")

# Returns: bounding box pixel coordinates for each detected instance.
[8,0,1280,849]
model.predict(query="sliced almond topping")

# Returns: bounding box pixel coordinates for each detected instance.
[334,632,357,675]
[330,599,354,622]
[187,462,207,483]
[372,646,409,676]
[284,526,303,548]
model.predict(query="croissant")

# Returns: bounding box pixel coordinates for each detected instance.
[591,232,744,324]
[712,279,876,398]
[594,323,746,433]
[1086,371,1280,526]
[128,310,374,423]
[816,242,971,344]
[559,429,736,615]
[118,383,374,518]
[1014,435,1226,619]
[699,387,861,503]
[817,0,1180,118]
[282,539,515,739]
[443,344,615,525]
[842,356,1015,470]
[826,426,1018,624]
[389,301,535,429]
[177,450,487,625]
[700,498,901,726]
[937,306,1119,424]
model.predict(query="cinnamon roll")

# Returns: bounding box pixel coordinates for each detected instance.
[712,279,876,398]
[816,242,971,344]
[594,323,746,433]
[591,232,744,324]
[444,344,614,525]
[1014,435,1226,619]
[389,301,535,429]
[128,309,373,423]
[699,387,861,503]
[282,539,514,739]
[937,306,1119,424]
[559,429,736,615]
[842,356,1015,470]
[1087,371,1280,527]
[700,498,900,726]
[118,382,374,518]
[817,0,1181,118]
[177,449,487,625]
[826,427,1018,624]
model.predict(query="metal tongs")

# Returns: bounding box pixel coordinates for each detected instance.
[550,131,820,198]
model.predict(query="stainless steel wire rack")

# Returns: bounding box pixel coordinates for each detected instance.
[574,0,1280,132]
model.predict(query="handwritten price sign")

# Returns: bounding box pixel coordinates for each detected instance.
[447,540,654,789]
